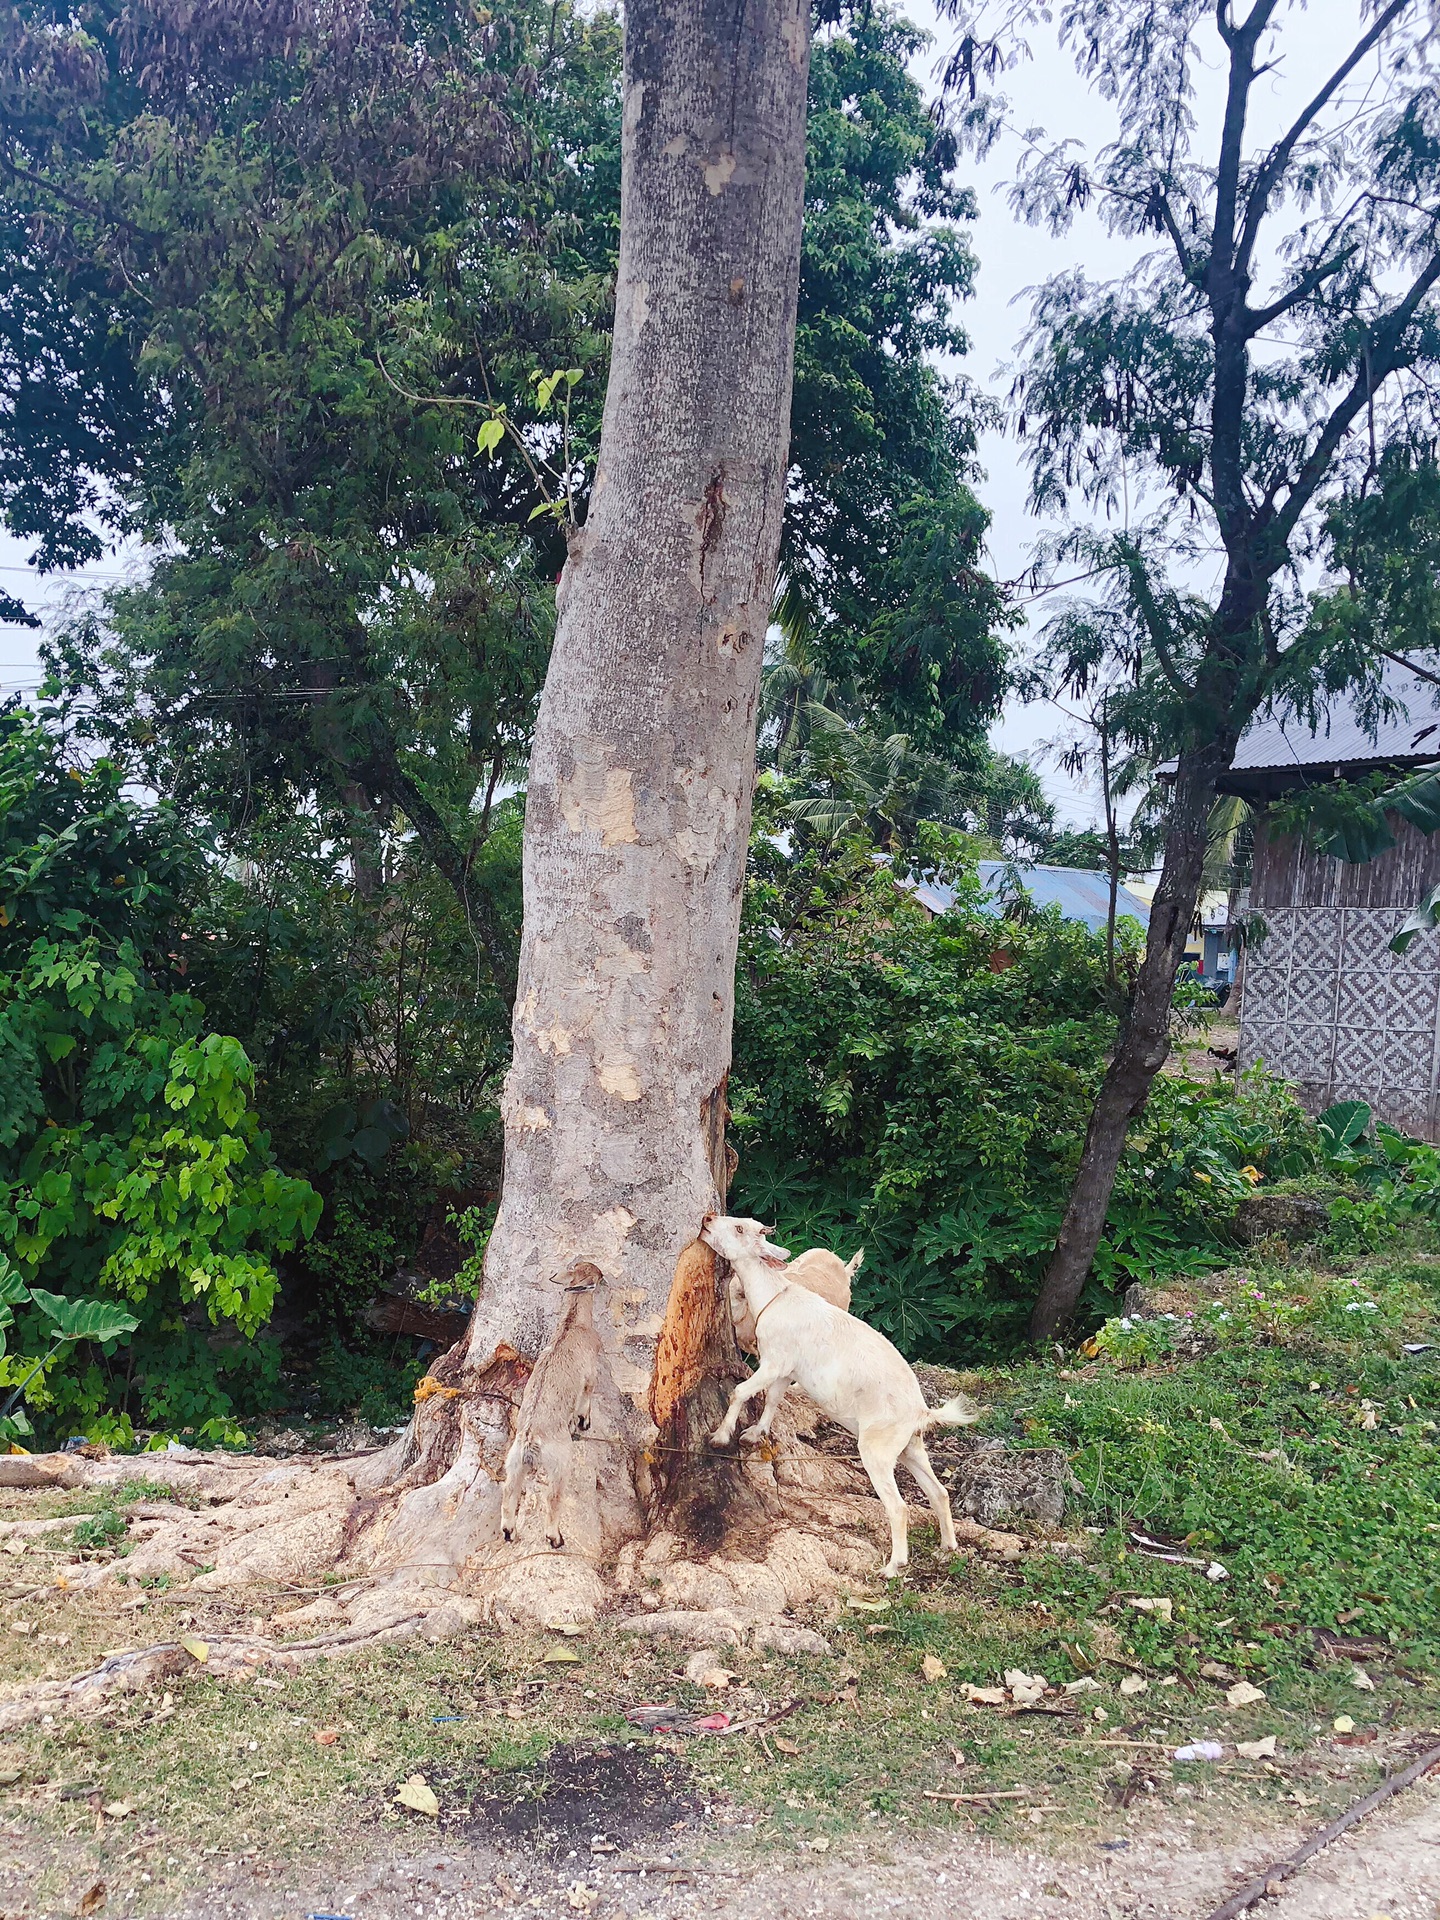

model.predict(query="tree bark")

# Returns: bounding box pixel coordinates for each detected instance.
[1029,738,1233,1342]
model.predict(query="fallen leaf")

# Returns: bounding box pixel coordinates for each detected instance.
[1351,1664,1376,1692]
[542,1646,581,1664]
[1199,1661,1234,1682]
[546,1620,585,1637]
[1064,1676,1101,1694]
[963,1684,1007,1705]
[1225,1681,1267,1708]
[1236,1736,1277,1760]
[1118,1675,1148,1697]
[1126,1598,1174,1624]
[1333,1714,1356,1734]
[845,1598,889,1614]
[395,1774,440,1818]
[8,1620,32,1635]
[566,1884,597,1910]
[313,1728,340,1746]
[774,1736,801,1755]
[806,1836,831,1852]
[101,1801,133,1819]
[180,1636,208,1664]
[589,1838,617,1853]
[921,1654,947,1683]
[78,1883,106,1916]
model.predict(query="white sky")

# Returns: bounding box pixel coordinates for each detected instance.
[0,0,1374,828]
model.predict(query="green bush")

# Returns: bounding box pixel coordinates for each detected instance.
[731,834,1314,1358]
[0,712,319,1445]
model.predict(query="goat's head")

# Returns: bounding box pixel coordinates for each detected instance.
[699,1213,790,1268]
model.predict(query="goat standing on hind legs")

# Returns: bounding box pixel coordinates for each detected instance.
[701,1213,979,1577]
[499,1262,604,1550]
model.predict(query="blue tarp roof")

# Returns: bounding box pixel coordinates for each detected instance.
[901,862,1152,934]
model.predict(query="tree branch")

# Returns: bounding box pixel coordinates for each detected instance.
[1246,244,1357,334]
[1235,0,1414,278]
[1271,249,1440,549]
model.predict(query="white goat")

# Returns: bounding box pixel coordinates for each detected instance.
[729,1243,863,1353]
[702,1213,978,1577]
[499,1263,603,1550]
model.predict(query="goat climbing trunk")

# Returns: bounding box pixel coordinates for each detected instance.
[466,0,812,1453]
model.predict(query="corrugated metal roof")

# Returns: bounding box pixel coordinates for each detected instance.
[1226,660,1440,776]
[900,863,1152,933]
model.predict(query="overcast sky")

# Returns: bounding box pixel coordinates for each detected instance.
[0,0,1373,827]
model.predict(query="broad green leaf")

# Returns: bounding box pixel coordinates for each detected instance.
[476,417,505,457]
[26,1291,141,1343]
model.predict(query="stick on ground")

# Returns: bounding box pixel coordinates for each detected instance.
[1202,1738,1440,1920]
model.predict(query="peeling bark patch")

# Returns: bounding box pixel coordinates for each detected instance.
[698,470,727,562]
[728,276,746,305]
[704,150,737,194]
[559,749,638,846]
[649,1239,718,1431]
[512,1105,552,1131]
[598,1054,643,1100]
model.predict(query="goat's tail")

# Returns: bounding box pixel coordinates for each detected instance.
[844,1247,865,1280]
[923,1393,981,1429]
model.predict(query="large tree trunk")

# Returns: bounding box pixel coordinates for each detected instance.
[337,0,836,1625]
[1028,740,1233,1343]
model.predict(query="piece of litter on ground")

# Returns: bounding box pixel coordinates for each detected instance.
[964,1684,1008,1705]
[1206,1563,1229,1582]
[1004,1669,1049,1705]
[1333,1714,1356,1733]
[1351,1664,1376,1691]
[1174,1742,1225,1762]
[624,1704,730,1736]
[1119,1675,1148,1697]
[1225,1681,1266,1707]
[1126,1597,1174,1623]
[1064,1677,1101,1694]
[921,1654,947,1682]
[1236,1736,1277,1759]
[1403,1343,1435,1354]
[395,1774,440,1818]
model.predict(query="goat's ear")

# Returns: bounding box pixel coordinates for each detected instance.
[759,1244,790,1268]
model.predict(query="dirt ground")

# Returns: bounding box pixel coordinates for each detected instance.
[129,1770,1440,1920]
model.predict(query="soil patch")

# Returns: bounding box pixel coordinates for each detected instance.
[458,1741,704,1855]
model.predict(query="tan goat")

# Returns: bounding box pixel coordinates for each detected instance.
[499,1262,604,1550]
[729,1244,863,1353]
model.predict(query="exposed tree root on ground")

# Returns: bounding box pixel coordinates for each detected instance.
[0,1247,1057,1733]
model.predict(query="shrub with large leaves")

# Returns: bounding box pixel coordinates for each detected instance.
[0,712,319,1444]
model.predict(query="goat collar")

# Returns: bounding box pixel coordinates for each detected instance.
[750,1284,788,1334]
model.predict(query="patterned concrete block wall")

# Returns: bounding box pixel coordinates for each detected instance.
[1239,905,1440,1139]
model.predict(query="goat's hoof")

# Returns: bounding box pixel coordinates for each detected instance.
[502,1527,514,1542]
[576,1416,590,1432]
[880,1563,905,1579]
[708,1431,730,1449]
[738,1426,766,1446]
[548,1533,565,1550]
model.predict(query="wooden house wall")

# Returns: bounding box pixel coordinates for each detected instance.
[1240,812,1440,1140]
[1250,815,1440,910]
